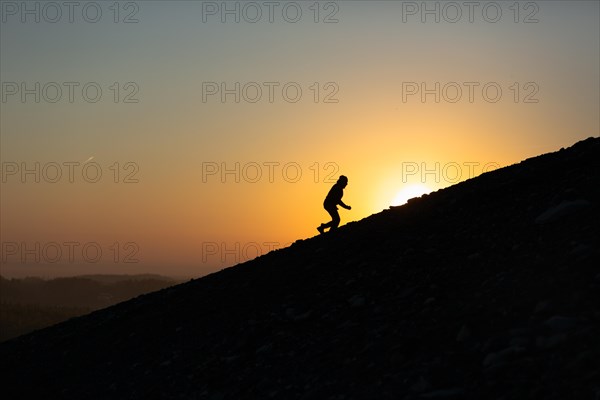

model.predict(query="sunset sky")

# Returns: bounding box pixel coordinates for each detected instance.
[1,1,599,278]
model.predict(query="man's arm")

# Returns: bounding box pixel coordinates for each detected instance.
[338,200,351,210]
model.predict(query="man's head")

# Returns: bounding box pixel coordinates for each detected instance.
[338,175,348,187]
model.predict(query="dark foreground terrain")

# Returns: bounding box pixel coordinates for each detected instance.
[1,138,599,399]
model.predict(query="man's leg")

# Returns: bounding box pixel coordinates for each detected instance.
[324,207,340,230]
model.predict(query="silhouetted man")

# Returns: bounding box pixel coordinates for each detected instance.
[318,175,351,234]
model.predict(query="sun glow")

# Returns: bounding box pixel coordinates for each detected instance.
[391,184,432,206]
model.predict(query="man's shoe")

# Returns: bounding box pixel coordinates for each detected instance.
[317,225,325,234]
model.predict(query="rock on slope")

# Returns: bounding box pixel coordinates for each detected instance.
[1,138,599,400]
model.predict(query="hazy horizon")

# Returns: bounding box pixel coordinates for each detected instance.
[1,1,599,278]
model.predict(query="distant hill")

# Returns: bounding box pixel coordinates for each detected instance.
[0,274,180,341]
[1,138,599,399]
[0,273,176,285]
[68,274,178,284]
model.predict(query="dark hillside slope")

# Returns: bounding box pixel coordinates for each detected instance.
[1,137,599,399]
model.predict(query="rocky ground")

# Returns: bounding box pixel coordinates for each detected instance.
[1,137,599,399]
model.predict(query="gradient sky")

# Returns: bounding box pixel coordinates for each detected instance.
[1,1,599,278]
